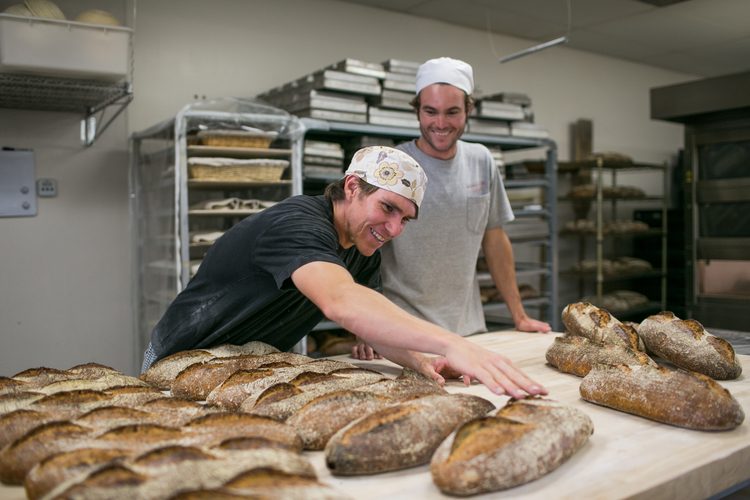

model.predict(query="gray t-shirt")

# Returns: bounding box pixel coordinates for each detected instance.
[380,139,513,335]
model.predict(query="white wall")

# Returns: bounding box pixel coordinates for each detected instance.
[1,0,694,376]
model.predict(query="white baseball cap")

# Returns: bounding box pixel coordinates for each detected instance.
[415,57,474,95]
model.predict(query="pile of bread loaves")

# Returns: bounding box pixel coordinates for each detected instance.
[1,341,594,498]
[547,302,744,430]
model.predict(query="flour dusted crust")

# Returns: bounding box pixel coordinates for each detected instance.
[562,302,642,350]
[430,397,593,495]
[171,352,312,401]
[579,363,744,430]
[244,369,385,420]
[545,335,655,377]
[205,359,355,410]
[35,447,314,500]
[324,393,494,475]
[639,311,742,380]
[139,341,281,391]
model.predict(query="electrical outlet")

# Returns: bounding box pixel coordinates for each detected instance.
[36,178,57,198]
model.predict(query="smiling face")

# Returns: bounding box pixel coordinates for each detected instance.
[337,176,417,256]
[416,83,468,160]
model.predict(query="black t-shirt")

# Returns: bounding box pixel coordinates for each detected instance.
[149,195,381,360]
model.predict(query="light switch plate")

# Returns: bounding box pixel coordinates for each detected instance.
[0,149,37,217]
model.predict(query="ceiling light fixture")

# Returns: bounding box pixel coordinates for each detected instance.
[499,0,571,63]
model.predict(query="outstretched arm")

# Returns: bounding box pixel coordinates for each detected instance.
[292,261,547,398]
[482,227,551,333]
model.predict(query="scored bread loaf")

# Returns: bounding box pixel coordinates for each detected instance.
[324,393,494,475]
[140,341,280,390]
[140,350,215,390]
[0,409,301,485]
[205,359,355,410]
[37,446,314,500]
[286,369,446,451]
[579,363,745,430]
[244,368,385,420]
[171,352,313,400]
[639,311,742,380]
[545,334,656,377]
[170,468,349,500]
[430,397,594,495]
[562,302,643,350]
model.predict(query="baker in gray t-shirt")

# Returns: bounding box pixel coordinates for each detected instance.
[374,57,551,344]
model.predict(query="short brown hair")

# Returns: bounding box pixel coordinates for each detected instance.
[324,176,378,202]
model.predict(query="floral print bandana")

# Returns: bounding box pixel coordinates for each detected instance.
[344,146,428,208]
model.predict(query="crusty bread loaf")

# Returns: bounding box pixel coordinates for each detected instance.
[286,369,446,451]
[171,352,313,401]
[139,350,215,390]
[545,334,655,377]
[37,446,314,500]
[205,359,355,410]
[579,363,745,430]
[170,468,349,500]
[139,341,281,391]
[245,368,385,420]
[204,341,279,357]
[430,397,594,495]
[287,390,394,451]
[562,302,642,350]
[0,407,302,485]
[325,393,495,475]
[639,311,742,380]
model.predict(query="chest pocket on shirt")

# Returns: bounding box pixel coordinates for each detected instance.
[467,194,490,234]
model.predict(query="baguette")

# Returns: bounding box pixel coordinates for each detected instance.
[639,311,742,380]
[579,363,745,430]
[562,302,642,350]
[545,335,655,377]
[325,393,494,475]
[430,397,594,495]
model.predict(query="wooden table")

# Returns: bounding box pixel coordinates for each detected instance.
[312,330,750,500]
[1,331,747,499]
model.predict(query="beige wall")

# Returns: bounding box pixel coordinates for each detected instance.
[1,0,695,375]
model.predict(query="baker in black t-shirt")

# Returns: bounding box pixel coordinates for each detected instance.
[142,146,547,399]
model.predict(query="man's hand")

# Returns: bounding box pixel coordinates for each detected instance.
[444,339,548,399]
[351,341,382,360]
[516,316,552,334]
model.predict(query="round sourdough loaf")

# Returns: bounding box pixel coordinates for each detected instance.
[638,311,742,380]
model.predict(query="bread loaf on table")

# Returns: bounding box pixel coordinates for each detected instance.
[562,302,643,350]
[139,341,280,390]
[205,359,355,410]
[639,311,742,380]
[169,468,350,500]
[287,369,446,450]
[36,446,314,500]
[545,334,655,377]
[244,368,385,420]
[324,393,494,475]
[579,363,745,430]
[170,352,313,400]
[430,397,594,496]
[0,409,302,485]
